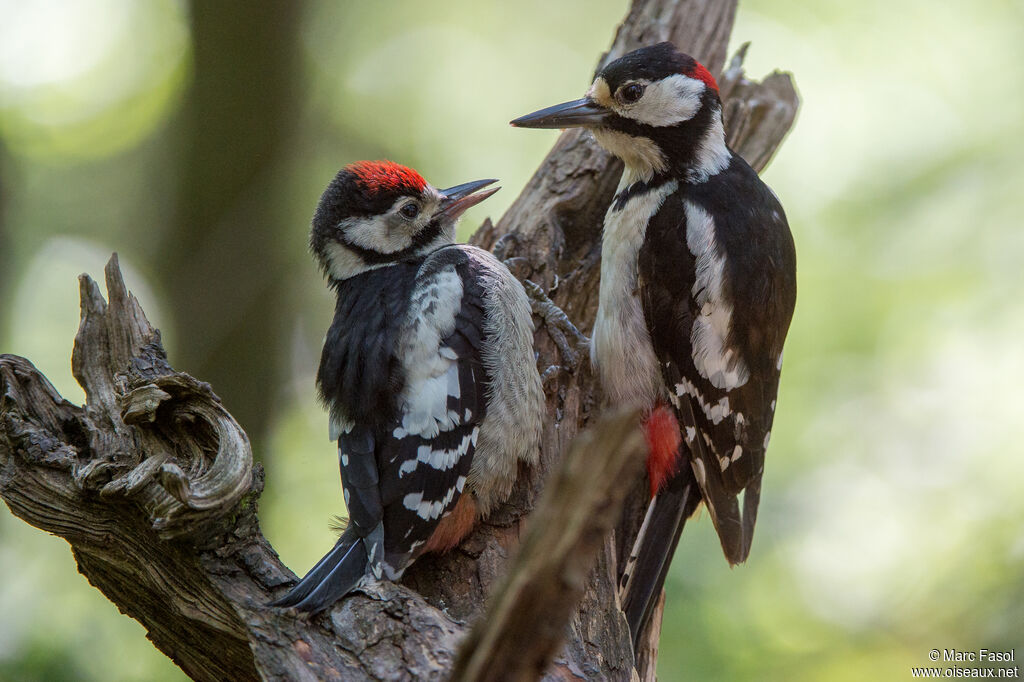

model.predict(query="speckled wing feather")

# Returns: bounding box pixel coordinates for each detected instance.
[371,247,491,577]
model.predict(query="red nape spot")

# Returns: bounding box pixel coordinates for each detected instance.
[688,61,719,92]
[643,404,683,498]
[347,160,427,193]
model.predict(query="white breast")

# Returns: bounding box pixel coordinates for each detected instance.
[591,180,678,408]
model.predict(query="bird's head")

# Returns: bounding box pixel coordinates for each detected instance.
[512,43,728,183]
[310,160,498,281]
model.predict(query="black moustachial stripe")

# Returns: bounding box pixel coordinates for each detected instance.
[612,174,672,212]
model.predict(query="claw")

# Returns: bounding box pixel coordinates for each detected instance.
[522,279,589,374]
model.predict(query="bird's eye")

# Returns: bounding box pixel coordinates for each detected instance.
[620,83,645,104]
[400,203,420,219]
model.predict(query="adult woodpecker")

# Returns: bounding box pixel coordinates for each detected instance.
[271,161,544,614]
[512,43,796,646]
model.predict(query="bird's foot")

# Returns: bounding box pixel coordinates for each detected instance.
[522,279,589,377]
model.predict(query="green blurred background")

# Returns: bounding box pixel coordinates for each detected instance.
[1,0,1022,680]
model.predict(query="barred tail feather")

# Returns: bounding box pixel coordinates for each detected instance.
[269,526,367,614]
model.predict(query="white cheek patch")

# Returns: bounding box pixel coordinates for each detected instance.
[323,241,387,281]
[338,193,441,261]
[628,74,705,127]
[689,110,731,183]
[341,213,413,254]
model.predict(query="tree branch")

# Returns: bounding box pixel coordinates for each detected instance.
[0,1,799,679]
[450,407,645,681]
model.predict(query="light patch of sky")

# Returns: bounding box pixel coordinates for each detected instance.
[0,0,188,156]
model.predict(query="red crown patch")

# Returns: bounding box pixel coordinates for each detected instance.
[347,160,427,194]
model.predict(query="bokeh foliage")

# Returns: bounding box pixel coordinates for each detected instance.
[1,1,1022,680]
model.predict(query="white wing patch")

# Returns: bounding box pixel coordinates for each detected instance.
[685,201,750,390]
[396,265,466,438]
[401,474,467,521]
[675,375,732,424]
[397,429,479,477]
[625,74,705,127]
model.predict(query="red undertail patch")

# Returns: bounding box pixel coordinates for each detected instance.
[422,493,478,555]
[644,403,682,498]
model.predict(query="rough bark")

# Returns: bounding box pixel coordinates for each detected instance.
[0,1,798,680]
[449,408,645,682]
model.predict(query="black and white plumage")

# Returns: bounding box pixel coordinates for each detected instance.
[513,43,796,648]
[272,161,543,614]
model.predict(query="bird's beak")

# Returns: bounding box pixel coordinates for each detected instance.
[510,97,610,129]
[438,179,500,220]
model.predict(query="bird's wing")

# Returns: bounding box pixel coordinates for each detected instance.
[275,256,489,610]
[637,189,780,566]
[371,248,490,577]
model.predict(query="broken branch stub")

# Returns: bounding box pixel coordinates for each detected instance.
[68,254,253,540]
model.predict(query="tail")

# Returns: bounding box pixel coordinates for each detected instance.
[679,396,758,566]
[620,468,700,656]
[269,526,367,614]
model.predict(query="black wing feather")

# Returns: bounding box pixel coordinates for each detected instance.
[372,249,491,571]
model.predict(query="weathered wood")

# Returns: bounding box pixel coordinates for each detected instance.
[0,0,799,679]
[450,407,645,682]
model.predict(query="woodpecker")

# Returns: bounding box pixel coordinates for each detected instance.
[512,43,796,647]
[271,160,544,614]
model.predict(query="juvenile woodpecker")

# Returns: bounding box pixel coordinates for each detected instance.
[271,161,544,614]
[512,43,796,645]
